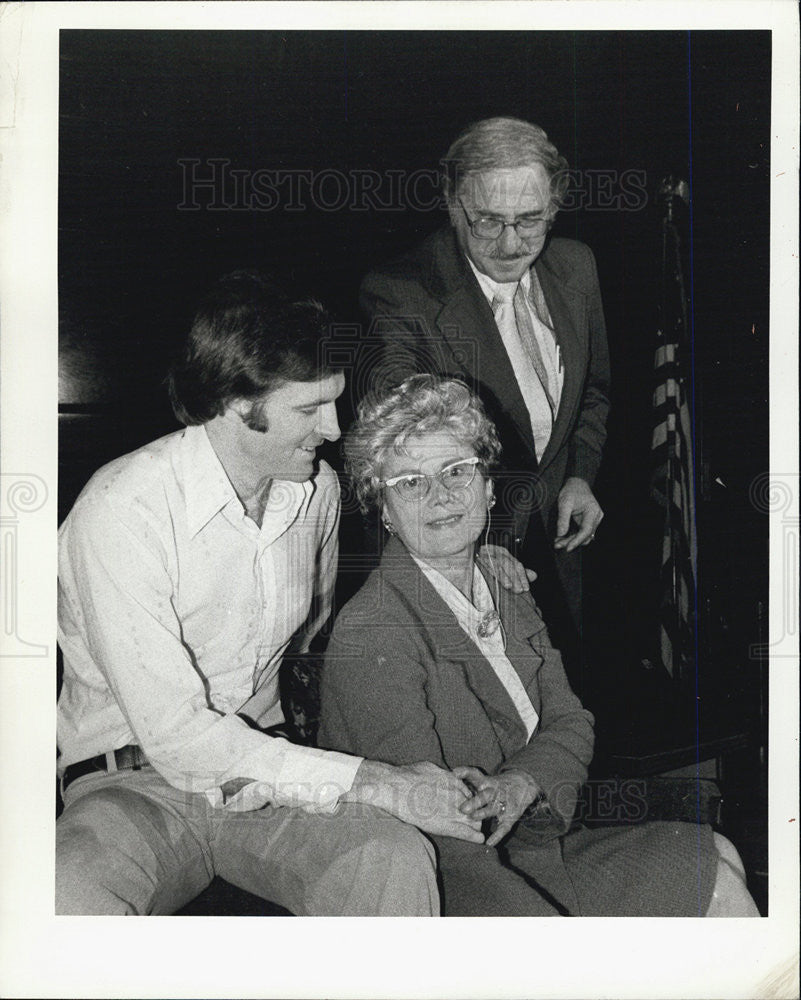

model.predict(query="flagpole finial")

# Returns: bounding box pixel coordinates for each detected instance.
[658,176,690,203]
[658,176,690,223]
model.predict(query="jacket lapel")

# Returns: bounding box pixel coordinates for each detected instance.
[535,251,587,472]
[430,230,538,465]
[428,229,592,475]
[380,540,536,755]
[496,585,547,693]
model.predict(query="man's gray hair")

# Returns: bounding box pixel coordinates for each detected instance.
[441,116,570,215]
[346,374,502,514]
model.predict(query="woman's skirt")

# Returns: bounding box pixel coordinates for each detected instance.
[434,820,718,917]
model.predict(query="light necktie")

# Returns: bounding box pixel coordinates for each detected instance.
[491,282,557,458]
[514,285,557,418]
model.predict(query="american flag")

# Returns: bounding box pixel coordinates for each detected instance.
[650,181,697,680]
[651,338,697,679]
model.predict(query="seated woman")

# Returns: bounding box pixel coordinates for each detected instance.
[319,375,758,917]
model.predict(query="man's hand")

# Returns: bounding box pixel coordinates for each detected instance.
[554,477,603,552]
[476,543,536,593]
[453,765,542,848]
[344,759,485,843]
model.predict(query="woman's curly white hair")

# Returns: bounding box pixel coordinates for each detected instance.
[346,374,502,513]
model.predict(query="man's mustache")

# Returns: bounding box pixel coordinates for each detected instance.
[486,251,534,261]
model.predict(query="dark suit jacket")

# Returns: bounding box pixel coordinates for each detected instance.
[319,537,595,834]
[360,227,611,545]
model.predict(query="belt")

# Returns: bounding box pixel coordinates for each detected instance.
[61,744,149,794]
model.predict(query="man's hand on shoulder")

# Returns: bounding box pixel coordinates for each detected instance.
[344,759,484,843]
[554,477,603,552]
[476,543,536,593]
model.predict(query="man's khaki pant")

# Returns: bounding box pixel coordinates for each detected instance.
[56,765,438,915]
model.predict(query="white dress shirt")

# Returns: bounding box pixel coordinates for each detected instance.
[412,557,540,741]
[469,259,564,459]
[58,423,361,812]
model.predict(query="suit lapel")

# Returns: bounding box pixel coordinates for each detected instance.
[496,586,546,692]
[430,231,538,464]
[428,230,591,475]
[535,251,587,471]
[380,540,535,755]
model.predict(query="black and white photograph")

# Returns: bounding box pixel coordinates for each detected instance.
[0,3,798,998]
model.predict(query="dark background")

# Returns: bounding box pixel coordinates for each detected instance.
[58,29,770,798]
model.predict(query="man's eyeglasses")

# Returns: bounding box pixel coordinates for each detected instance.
[379,457,481,502]
[458,199,551,241]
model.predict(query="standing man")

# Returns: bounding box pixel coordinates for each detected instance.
[57,270,484,916]
[360,117,611,663]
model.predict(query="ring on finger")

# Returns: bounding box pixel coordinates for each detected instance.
[487,787,505,815]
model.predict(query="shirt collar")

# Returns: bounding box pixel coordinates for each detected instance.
[180,424,314,540]
[181,424,240,537]
[258,477,313,547]
[467,256,532,306]
[410,554,495,620]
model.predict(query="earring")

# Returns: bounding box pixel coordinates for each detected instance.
[382,518,396,535]
[487,496,496,510]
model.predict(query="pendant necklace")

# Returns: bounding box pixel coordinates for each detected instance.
[477,609,501,638]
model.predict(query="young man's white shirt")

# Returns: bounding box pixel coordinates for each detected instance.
[58,423,361,813]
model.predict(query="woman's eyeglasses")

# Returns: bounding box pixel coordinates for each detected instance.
[380,457,481,502]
